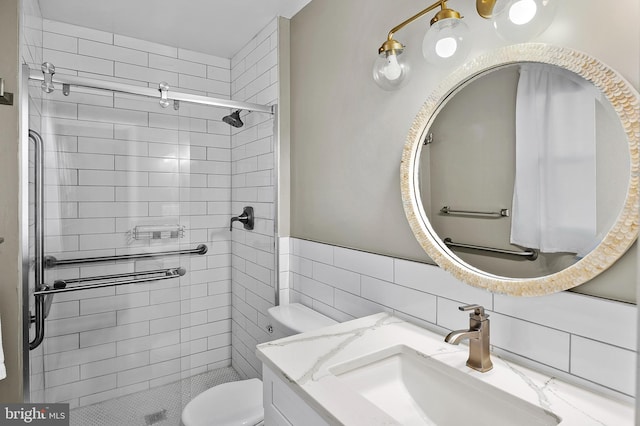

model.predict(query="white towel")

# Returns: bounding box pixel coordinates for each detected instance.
[511,64,597,254]
[0,316,6,380]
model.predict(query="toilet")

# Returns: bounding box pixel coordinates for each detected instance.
[181,303,337,426]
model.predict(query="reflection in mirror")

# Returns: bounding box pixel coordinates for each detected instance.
[420,63,629,278]
[401,44,639,296]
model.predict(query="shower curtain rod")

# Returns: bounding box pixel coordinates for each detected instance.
[28,67,274,114]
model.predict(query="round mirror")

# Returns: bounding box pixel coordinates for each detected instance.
[401,44,639,296]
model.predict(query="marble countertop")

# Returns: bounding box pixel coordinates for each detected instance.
[256,312,634,425]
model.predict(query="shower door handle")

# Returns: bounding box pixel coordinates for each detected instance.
[230,206,254,231]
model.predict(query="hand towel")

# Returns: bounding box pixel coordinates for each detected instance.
[511,63,597,254]
[0,316,6,380]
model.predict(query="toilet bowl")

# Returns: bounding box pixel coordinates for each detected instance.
[181,303,337,426]
[181,378,264,426]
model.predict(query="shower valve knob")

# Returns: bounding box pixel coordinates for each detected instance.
[230,206,254,231]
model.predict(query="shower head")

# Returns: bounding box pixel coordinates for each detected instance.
[222,110,244,128]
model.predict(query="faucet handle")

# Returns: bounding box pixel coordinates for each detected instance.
[459,304,489,320]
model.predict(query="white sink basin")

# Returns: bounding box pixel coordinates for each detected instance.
[330,345,561,426]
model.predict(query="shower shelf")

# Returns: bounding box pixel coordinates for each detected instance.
[132,224,185,240]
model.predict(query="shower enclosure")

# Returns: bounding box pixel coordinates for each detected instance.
[19,17,280,422]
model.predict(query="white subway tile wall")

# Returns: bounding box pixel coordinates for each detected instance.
[286,238,638,398]
[230,18,279,380]
[32,19,235,407]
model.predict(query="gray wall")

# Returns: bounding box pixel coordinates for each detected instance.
[288,0,639,302]
[0,0,23,402]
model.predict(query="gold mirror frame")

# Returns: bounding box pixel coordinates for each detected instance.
[401,43,639,296]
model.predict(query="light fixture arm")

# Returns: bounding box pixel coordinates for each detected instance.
[379,0,483,55]
[385,0,447,43]
[476,0,498,18]
[381,0,499,47]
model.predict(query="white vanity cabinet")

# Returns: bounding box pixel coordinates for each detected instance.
[262,365,330,426]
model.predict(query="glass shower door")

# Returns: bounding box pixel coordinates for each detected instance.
[25,78,235,425]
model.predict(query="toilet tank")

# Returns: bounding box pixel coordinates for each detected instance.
[268,303,337,338]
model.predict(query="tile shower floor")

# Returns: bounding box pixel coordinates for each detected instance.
[70,367,242,426]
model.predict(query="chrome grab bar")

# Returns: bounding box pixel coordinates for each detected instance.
[443,238,538,260]
[29,130,46,350]
[33,267,186,296]
[440,206,510,218]
[53,267,185,286]
[44,244,208,268]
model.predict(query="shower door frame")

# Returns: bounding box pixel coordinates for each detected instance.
[19,63,281,403]
[20,63,33,403]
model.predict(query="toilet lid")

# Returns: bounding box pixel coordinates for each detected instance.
[182,378,264,426]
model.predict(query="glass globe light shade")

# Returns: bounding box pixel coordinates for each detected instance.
[422,18,471,66]
[372,50,410,91]
[491,0,558,42]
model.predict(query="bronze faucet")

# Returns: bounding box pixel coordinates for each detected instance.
[444,304,493,372]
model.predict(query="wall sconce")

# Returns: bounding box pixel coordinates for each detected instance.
[373,0,557,90]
